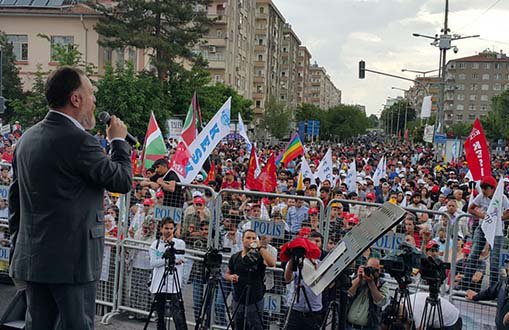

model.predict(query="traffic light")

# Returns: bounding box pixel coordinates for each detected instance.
[359,60,366,79]
[0,97,4,114]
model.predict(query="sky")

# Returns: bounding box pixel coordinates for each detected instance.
[274,0,509,116]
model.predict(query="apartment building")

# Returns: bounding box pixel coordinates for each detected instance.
[0,0,147,89]
[308,62,341,109]
[297,46,311,104]
[406,76,440,118]
[445,49,509,125]
[201,0,256,99]
[277,23,300,110]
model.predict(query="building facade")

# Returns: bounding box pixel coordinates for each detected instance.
[297,46,311,104]
[445,49,509,125]
[406,76,440,118]
[277,23,300,111]
[308,62,341,109]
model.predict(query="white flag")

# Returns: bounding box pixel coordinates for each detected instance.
[346,160,357,193]
[373,156,385,186]
[481,178,505,248]
[299,157,314,181]
[238,113,251,148]
[315,148,334,186]
[423,124,434,143]
[421,96,432,118]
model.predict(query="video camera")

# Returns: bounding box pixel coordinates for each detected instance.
[162,241,185,265]
[381,242,422,284]
[203,247,231,273]
[420,256,450,292]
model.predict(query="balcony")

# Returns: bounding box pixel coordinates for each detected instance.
[255,29,266,35]
[254,61,265,68]
[255,45,266,52]
[208,14,228,24]
[253,93,264,99]
[207,60,225,70]
[206,37,227,47]
[254,107,265,115]
[254,76,264,83]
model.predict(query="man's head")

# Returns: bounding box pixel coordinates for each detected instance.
[425,240,440,258]
[160,218,175,240]
[309,231,323,249]
[453,189,463,201]
[153,158,169,175]
[45,67,96,130]
[242,229,258,250]
[446,199,457,215]
[480,176,497,197]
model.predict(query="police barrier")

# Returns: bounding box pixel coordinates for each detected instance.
[0,219,9,282]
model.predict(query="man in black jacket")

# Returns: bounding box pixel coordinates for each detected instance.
[8,67,132,330]
[466,279,509,330]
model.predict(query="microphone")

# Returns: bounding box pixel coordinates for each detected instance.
[97,111,139,147]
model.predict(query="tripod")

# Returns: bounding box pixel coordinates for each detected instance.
[418,286,444,330]
[144,253,186,330]
[321,269,352,330]
[382,280,415,330]
[283,257,313,330]
[195,266,233,330]
[226,271,265,330]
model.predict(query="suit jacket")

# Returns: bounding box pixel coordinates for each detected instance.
[8,111,132,284]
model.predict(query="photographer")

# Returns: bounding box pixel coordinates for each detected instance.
[224,229,276,330]
[347,258,388,330]
[149,218,186,330]
[283,235,323,330]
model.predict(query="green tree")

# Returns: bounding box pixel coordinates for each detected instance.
[95,0,211,81]
[483,90,509,140]
[295,103,322,122]
[94,63,172,138]
[10,65,48,126]
[446,122,472,138]
[262,97,291,139]
[198,83,253,124]
[368,114,378,128]
[0,32,24,122]
[322,105,369,140]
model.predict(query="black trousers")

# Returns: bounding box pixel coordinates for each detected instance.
[154,293,186,330]
[25,281,96,330]
[287,310,323,330]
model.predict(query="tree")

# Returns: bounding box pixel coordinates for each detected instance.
[94,63,172,139]
[198,83,253,123]
[262,97,291,139]
[95,0,212,81]
[322,105,369,140]
[295,103,322,122]
[446,122,472,138]
[368,114,379,128]
[9,65,48,126]
[483,90,509,140]
[0,32,24,122]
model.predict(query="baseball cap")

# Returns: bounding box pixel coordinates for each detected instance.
[226,170,234,175]
[308,207,319,215]
[462,242,472,255]
[143,198,155,206]
[481,176,497,188]
[226,158,232,162]
[366,192,376,200]
[194,196,206,205]
[425,240,440,250]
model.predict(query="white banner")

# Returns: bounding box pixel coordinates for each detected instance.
[299,157,314,181]
[481,178,505,248]
[181,98,231,183]
[372,156,385,186]
[421,96,432,118]
[314,148,333,185]
[346,160,357,193]
[238,113,251,149]
[423,124,434,143]
[166,119,183,139]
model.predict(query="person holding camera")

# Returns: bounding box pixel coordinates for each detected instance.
[224,229,276,330]
[149,218,186,330]
[347,258,388,330]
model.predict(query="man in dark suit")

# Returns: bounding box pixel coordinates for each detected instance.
[8,66,132,329]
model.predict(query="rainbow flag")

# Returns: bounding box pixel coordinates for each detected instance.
[276,133,304,167]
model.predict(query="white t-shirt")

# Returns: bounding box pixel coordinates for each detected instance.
[472,193,509,212]
[410,292,459,328]
[149,237,186,294]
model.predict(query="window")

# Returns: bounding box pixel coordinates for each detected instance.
[459,63,466,69]
[50,36,74,60]
[469,114,476,120]
[480,104,489,111]
[481,84,489,91]
[103,48,112,65]
[214,75,221,82]
[458,73,466,80]
[258,39,263,46]
[256,100,261,107]
[469,95,476,101]
[472,63,479,69]
[280,95,286,100]
[481,95,489,101]
[482,74,490,80]
[115,48,125,66]
[256,85,262,93]
[259,6,264,13]
[495,63,503,69]
[457,84,465,90]
[469,104,476,111]
[456,114,463,121]
[494,73,502,80]
[471,73,479,80]
[258,54,263,61]
[6,35,28,61]
[456,104,464,111]
[494,83,502,91]
[217,29,223,38]
[127,48,137,65]
[483,63,490,69]
[281,71,286,77]
[457,94,465,101]
[471,84,478,91]
[505,83,509,91]
[283,47,287,53]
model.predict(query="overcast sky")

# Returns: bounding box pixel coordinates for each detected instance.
[274,0,509,116]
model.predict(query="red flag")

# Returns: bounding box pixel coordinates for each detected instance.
[464,119,491,181]
[257,153,277,192]
[181,100,197,146]
[131,149,139,176]
[246,146,260,190]
[204,160,215,185]
[171,142,191,177]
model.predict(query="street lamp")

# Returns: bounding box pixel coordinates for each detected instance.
[401,68,439,77]
[391,87,410,134]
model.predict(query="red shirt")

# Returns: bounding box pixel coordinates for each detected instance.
[2,152,13,164]
[221,180,241,190]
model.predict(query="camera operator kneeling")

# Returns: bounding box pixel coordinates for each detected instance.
[225,229,276,330]
[283,238,323,330]
[347,258,388,330]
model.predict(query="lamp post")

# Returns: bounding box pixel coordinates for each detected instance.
[392,87,410,134]
[401,68,439,77]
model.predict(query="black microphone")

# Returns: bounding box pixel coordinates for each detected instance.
[97,111,139,147]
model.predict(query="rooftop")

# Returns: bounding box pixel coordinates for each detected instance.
[0,0,98,16]
[450,49,509,63]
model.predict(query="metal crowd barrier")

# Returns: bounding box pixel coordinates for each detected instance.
[0,218,9,282]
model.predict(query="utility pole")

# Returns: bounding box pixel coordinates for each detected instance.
[396,101,401,138]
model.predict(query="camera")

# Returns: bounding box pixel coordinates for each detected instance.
[363,266,377,277]
[420,256,450,292]
[381,242,422,284]
[162,240,185,265]
[203,247,231,273]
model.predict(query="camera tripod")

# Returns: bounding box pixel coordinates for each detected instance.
[144,245,186,330]
[195,265,233,330]
[226,270,265,330]
[418,286,444,330]
[320,269,352,330]
[283,256,313,330]
[382,279,415,330]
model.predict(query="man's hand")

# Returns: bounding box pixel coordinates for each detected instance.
[229,274,239,283]
[472,271,483,283]
[156,177,164,186]
[504,311,509,326]
[357,266,365,280]
[465,289,477,300]
[106,115,128,141]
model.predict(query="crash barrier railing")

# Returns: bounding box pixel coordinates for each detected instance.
[0,219,9,280]
[447,212,498,329]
